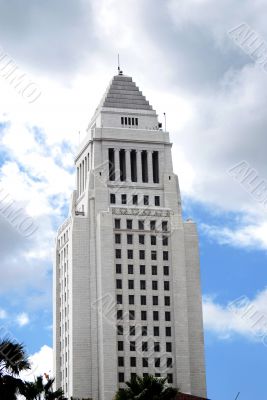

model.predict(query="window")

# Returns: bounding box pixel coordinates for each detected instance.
[141,295,146,305]
[142,326,147,336]
[141,310,147,320]
[163,265,169,276]
[117,295,122,304]
[154,326,160,336]
[116,264,122,274]
[154,342,160,352]
[151,250,157,260]
[167,358,173,368]
[128,250,133,259]
[116,279,122,289]
[128,265,134,274]
[127,234,133,245]
[116,249,121,259]
[117,325,123,335]
[140,265,146,274]
[109,149,115,181]
[166,327,171,336]
[155,196,160,206]
[167,374,173,384]
[121,194,127,204]
[128,280,134,289]
[110,193,116,204]
[164,281,170,291]
[142,342,148,351]
[129,326,135,336]
[138,220,144,230]
[151,235,156,245]
[155,373,161,377]
[118,372,124,383]
[130,341,135,351]
[152,265,157,275]
[127,219,133,229]
[118,341,124,351]
[163,251,169,260]
[139,250,145,260]
[118,356,124,367]
[143,358,148,367]
[153,311,159,321]
[165,296,170,306]
[165,311,171,321]
[129,295,135,305]
[163,236,168,246]
[139,235,145,245]
[144,195,149,205]
[133,194,138,205]
[129,310,135,320]
[153,296,158,306]
[150,220,156,230]
[166,342,172,352]
[130,357,136,367]
[121,116,124,125]
[115,219,121,229]
[131,373,136,380]
[162,221,168,232]
[152,281,158,290]
[155,358,160,367]
[140,280,146,290]
[152,151,159,183]
[115,234,121,244]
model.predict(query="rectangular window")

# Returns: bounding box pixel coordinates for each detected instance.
[166,327,171,336]
[116,264,122,274]
[162,221,168,232]
[155,358,160,367]
[130,341,135,351]
[127,219,133,229]
[167,374,173,384]
[128,250,133,259]
[115,219,121,229]
[151,236,156,245]
[135,118,138,126]
[142,326,147,336]
[117,295,122,304]
[154,326,160,336]
[110,193,116,204]
[152,151,159,183]
[129,310,135,320]
[141,295,146,305]
[118,341,124,351]
[155,196,160,206]
[151,250,157,260]
[121,194,127,204]
[129,295,135,305]
[128,280,134,289]
[117,325,123,335]
[121,116,124,125]
[139,235,145,245]
[163,236,168,246]
[140,280,146,290]
[165,296,170,306]
[140,265,146,274]
[150,220,156,230]
[116,249,121,259]
[115,234,121,244]
[141,150,148,183]
[163,251,169,260]
[127,234,133,245]
[152,265,157,275]
[153,296,158,306]
[153,311,159,321]
[167,358,173,368]
[131,150,137,182]
[139,250,145,260]
[165,311,171,321]
[116,279,122,289]
[118,372,124,382]
[117,310,123,320]
[152,281,158,290]
[142,342,148,351]
[163,265,169,276]
[166,342,172,352]
[129,326,135,336]
[132,194,138,205]
[143,358,148,367]
[141,310,147,321]
[118,356,124,367]
[154,342,160,352]
[108,148,115,181]
[128,265,134,274]
[119,149,126,181]
[164,281,170,290]
[139,220,144,230]
[144,195,149,205]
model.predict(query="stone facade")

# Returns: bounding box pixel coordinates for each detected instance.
[53,72,207,400]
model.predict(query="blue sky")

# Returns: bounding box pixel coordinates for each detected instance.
[0,1,267,399]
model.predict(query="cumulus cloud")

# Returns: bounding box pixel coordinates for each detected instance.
[16,312,30,327]
[0,308,7,319]
[20,345,53,382]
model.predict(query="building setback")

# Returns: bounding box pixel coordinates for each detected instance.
[53,71,207,400]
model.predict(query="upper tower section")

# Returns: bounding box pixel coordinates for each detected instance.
[88,72,160,131]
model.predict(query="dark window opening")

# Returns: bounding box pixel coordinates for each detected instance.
[108,148,115,181]
[141,151,148,183]
[110,193,116,204]
[155,196,160,206]
[133,194,138,205]
[121,117,124,125]
[119,149,126,181]
[152,151,159,183]
[131,150,137,182]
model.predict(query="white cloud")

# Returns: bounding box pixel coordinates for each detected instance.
[20,345,53,382]
[203,289,267,341]
[16,312,30,327]
[0,308,7,319]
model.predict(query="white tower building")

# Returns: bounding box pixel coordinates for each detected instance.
[53,71,206,400]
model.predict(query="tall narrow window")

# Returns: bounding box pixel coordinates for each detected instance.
[121,117,124,125]
[77,167,79,196]
[141,151,148,183]
[152,151,159,183]
[119,149,126,181]
[131,150,137,182]
[109,149,115,181]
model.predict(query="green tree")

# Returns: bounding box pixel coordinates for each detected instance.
[20,375,66,399]
[114,374,178,400]
[0,339,30,400]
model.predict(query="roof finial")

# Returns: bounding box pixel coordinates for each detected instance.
[117,53,123,75]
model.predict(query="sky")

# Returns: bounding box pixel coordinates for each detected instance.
[0,1,266,399]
